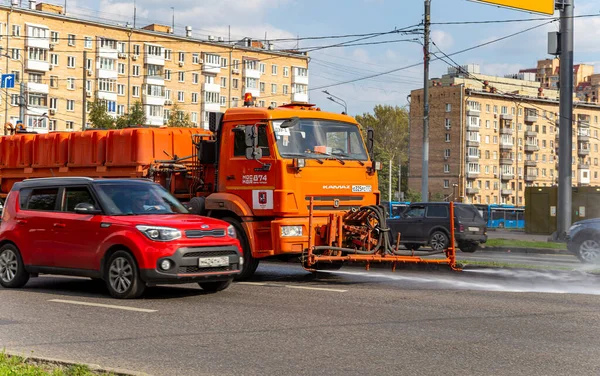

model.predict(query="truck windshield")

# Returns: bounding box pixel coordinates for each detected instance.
[94,183,189,215]
[272,119,368,161]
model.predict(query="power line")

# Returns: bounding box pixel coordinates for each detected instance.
[431,13,600,25]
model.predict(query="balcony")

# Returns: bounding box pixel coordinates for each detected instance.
[578,120,590,128]
[524,160,537,167]
[144,54,165,66]
[467,154,479,162]
[524,129,538,137]
[292,71,309,86]
[500,158,513,165]
[27,82,48,94]
[466,139,480,147]
[466,123,480,132]
[525,175,537,182]
[145,75,164,86]
[97,45,118,60]
[292,92,309,102]
[467,107,480,117]
[501,189,513,196]
[578,132,590,142]
[578,163,590,169]
[500,113,513,121]
[499,141,513,150]
[499,128,513,135]
[524,113,538,123]
[524,144,539,152]
[465,188,479,195]
[26,35,50,50]
[203,102,220,113]
[203,61,221,75]
[146,115,164,127]
[578,147,591,156]
[143,94,165,106]
[466,171,479,179]
[26,59,49,72]
[501,173,514,181]
[203,83,221,94]
[243,86,260,99]
[243,67,261,80]
[97,67,118,80]
[96,91,117,102]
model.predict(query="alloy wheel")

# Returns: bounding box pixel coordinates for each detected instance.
[0,249,18,283]
[108,257,134,293]
[579,240,600,263]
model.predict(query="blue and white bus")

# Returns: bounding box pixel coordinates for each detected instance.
[474,204,525,229]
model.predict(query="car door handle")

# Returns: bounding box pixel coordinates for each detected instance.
[15,219,28,225]
[53,223,66,228]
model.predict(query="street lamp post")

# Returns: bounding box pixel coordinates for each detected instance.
[2,53,25,133]
[322,90,347,114]
[452,183,458,202]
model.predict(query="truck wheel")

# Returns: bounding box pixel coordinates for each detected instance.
[429,231,449,252]
[223,217,259,280]
[0,244,29,288]
[459,242,478,253]
[199,278,233,293]
[105,251,146,299]
[187,197,206,215]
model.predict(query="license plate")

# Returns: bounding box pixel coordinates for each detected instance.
[352,185,372,193]
[468,227,479,232]
[198,256,229,268]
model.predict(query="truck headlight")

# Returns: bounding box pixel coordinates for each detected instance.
[227,225,237,238]
[136,225,182,241]
[281,225,303,237]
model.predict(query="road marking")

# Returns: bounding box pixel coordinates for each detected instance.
[237,282,269,286]
[285,285,347,293]
[48,299,157,313]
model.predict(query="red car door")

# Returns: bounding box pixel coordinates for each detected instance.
[51,186,108,271]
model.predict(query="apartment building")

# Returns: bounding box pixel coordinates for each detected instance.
[409,65,600,205]
[0,1,310,132]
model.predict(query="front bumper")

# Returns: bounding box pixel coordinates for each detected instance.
[140,245,241,285]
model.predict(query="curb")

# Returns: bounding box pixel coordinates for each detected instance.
[480,246,570,255]
[5,350,151,376]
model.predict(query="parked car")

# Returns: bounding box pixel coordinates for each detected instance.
[387,202,487,253]
[567,219,600,263]
[0,178,243,298]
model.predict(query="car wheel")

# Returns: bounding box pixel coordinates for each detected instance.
[577,239,600,264]
[459,242,478,253]
[198,278,233,293]
[429,231,449,252]
[105,251,146,299]
[223,217,259,281]
[0,244,29,288]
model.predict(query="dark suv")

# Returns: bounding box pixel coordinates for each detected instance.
[386,202,487,253]
[567,219,600,263]
[0,178,242,298]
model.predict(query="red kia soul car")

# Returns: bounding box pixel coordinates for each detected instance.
[0,178,243,299]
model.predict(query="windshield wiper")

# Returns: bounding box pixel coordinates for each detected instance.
[332,152,366,166]
[309,150,345,165]
[283,153,324,164]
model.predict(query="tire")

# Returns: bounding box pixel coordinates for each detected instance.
[459,242,478,253]
[429,231,449,252]
[199,278,233,293]
[576,238,600,264]
[187,197,206,215]
[405,243,421,251]
[0,244,29,288]
[223,217,259,281]
[105,251,146,299]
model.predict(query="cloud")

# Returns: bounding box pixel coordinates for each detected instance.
[430,29,454,50]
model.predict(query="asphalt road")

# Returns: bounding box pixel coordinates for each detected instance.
[1,254,600,376]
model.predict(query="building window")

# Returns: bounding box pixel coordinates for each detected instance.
[444,149,450,158]
[179,52,185,63]
[133,65,140,76]
[118,63,125,74]
[67,78,75,90]
[283,66,289,77]
[49,98,57,110]
[50,53,58,66]
[51,31,59,43]
[164,69,172,81]
[221,57,228,68]
[445,119,451,129]
[191,93,198,104]
[445,103,451,112]
[178,91,184,102]
[260,82,265,93]
[66,100,74,111]
[445,133,451,142]
[68,34,75,46]
[220,96,227,107]
[66,121,74,130]
[271,84,277,94]
[232,59,240,71]
[84,37,92,49]
[192,73,199,84]
[132,86,140,97]
[164,49,172,60]
[117,84,125,96]
[178,71,185,82]
[444,164,450,173]
[192,53,200,64]
[50,76,58,88]
[233,79,239,89]
[117,105,125,116]
[133,45,140,55]
[272,64,278,75]
[259,63,266,74]
[220,77,227,88]
[444,180,450,188]
[283,85,289,95]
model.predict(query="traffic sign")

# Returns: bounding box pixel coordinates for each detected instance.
[472,0,555,15]
[1,74,15,89]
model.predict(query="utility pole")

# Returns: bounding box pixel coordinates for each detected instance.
[82,50,87,130]
[4,7,12,135]
[389,159,393,202]
[557,0,574,240]
[421,0,431,202]
[398,156,402,201]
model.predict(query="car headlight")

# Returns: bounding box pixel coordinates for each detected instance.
[136,225,182,241]
[227,225,237,239]
[281,225,303,237]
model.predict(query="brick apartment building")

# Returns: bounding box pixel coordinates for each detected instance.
[0,1,309,132]
[409,64,600,205]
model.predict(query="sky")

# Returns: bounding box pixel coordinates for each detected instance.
[26,0,600,115]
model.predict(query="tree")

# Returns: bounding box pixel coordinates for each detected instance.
[355,105,409,201]
[88,99,116,129]
[116,101,147,128]
[167,103,194,128]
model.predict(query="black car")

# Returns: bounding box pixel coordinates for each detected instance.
[387,202,487,253]
[566,218,600,263]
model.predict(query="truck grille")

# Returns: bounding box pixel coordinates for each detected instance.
[178,265,234,274]
[305,195,363,211]
[183,250,239,258]
[185,229,226,238]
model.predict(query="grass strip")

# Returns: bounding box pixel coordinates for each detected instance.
[484,238,567,250]
[459,259,600,274]
[0,351,117,376]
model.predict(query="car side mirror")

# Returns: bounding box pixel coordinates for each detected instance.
[74,202,101,215]
[366,127,374,158]
[245,125,263,160]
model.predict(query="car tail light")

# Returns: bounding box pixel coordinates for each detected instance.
[459,224,465,232]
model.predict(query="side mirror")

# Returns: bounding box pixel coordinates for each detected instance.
[74,202,101,215]
[366,127,375,158]
[245,125,263,160]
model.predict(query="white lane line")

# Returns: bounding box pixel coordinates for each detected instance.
[237,282,269,286]
[49,299,157,313]
[285,285,347,293]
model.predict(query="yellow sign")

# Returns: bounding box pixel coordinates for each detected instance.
[473,0,555,15]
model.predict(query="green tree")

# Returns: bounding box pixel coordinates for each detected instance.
[355,105,409,201]
[116,101,147,128]
[167,103,194,128]
[88,99,116,129]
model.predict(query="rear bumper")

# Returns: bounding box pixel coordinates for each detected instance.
[456,233,487,244]
[140,245,241,285]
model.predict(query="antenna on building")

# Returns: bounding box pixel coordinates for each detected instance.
[64,0,67,15]
[171,7,175,34]
[133,0,137,28]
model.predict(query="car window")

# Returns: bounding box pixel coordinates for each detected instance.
[94,183,188,215]
[19,188,33,209]
[233,125,271,157]
[404,206,425,218]
[426,205,448,218]
[456,205,484,221]
[25,188,59,211]
[63,187,98,212]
